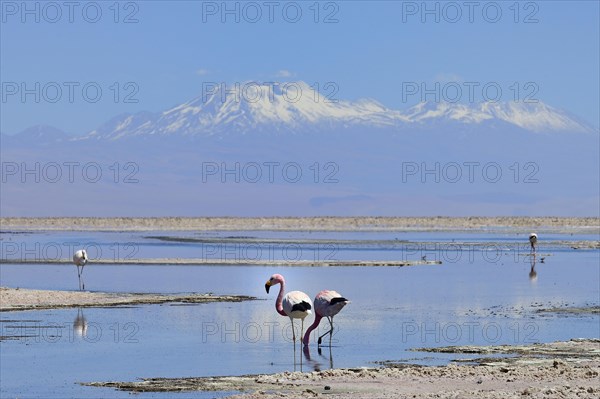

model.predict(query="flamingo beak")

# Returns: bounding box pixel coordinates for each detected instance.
[265,281,271,294]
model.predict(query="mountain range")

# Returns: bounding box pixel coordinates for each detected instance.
[4,81,597,141]
[1,81,598,217]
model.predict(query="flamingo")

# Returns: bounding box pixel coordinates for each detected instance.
[303,290,349,347]
[265,274,312,343]
[529,233,538,254]
[73,249,88,290]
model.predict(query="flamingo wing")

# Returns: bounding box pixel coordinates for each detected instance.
[529,233,537,243]
[73,250,87,266]
[315,290,349,317]
[283,291,313,319]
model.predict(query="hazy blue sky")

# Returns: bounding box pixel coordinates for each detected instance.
[1,0,599,134]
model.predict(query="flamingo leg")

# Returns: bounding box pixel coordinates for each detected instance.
[77,266,82,290]
[290,317,296,342]
[318,317,335,347]
[80,267,85,290]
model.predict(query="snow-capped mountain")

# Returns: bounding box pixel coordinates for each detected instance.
[82,81,595,140]
[403,101,592,132]
[3,82,598,217]
[87,82,404,139]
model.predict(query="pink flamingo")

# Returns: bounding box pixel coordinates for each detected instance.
[265,274,313,342]
[303,290,349,347]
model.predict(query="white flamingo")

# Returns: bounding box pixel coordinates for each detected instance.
[529,233,538,254]
[73,249,88,290]
[265,274,312,343]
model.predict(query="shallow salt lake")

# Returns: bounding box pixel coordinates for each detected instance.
[1,230,598,399]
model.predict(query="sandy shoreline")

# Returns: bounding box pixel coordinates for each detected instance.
[2,216,599,233]
[0,287,255,312]
[83,339,600,399]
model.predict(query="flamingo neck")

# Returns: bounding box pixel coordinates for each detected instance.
[302,314,323,346]
[275,280,287,316]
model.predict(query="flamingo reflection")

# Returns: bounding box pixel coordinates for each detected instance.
[529,255,538,282]
[303,344,334,371]
[73,308,88,338]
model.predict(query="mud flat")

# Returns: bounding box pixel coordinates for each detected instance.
[0,258,442,267]
[83,339,599,399]
[147,235,600,249]
[535,306,600,315]
[412,339,600,366]
[1,216,598,233]
[0,287,255,312]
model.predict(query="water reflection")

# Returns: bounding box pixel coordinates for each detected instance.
[73,308,87,338]
[302,345,334,371]
[292,341,304,372]
[529,255,537,283]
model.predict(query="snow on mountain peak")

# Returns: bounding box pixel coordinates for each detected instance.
[190,81,398,128]
[480,101,591,132]
[404,100,594,132]
[81,81,595,140]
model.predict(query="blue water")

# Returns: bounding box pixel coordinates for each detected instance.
[1,230,596,264]
[1,231,598,399]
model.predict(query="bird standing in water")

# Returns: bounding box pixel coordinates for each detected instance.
[529,233,538,254]
[303,290,349,347]
[73,249,88,290]
[265,274,312,343]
